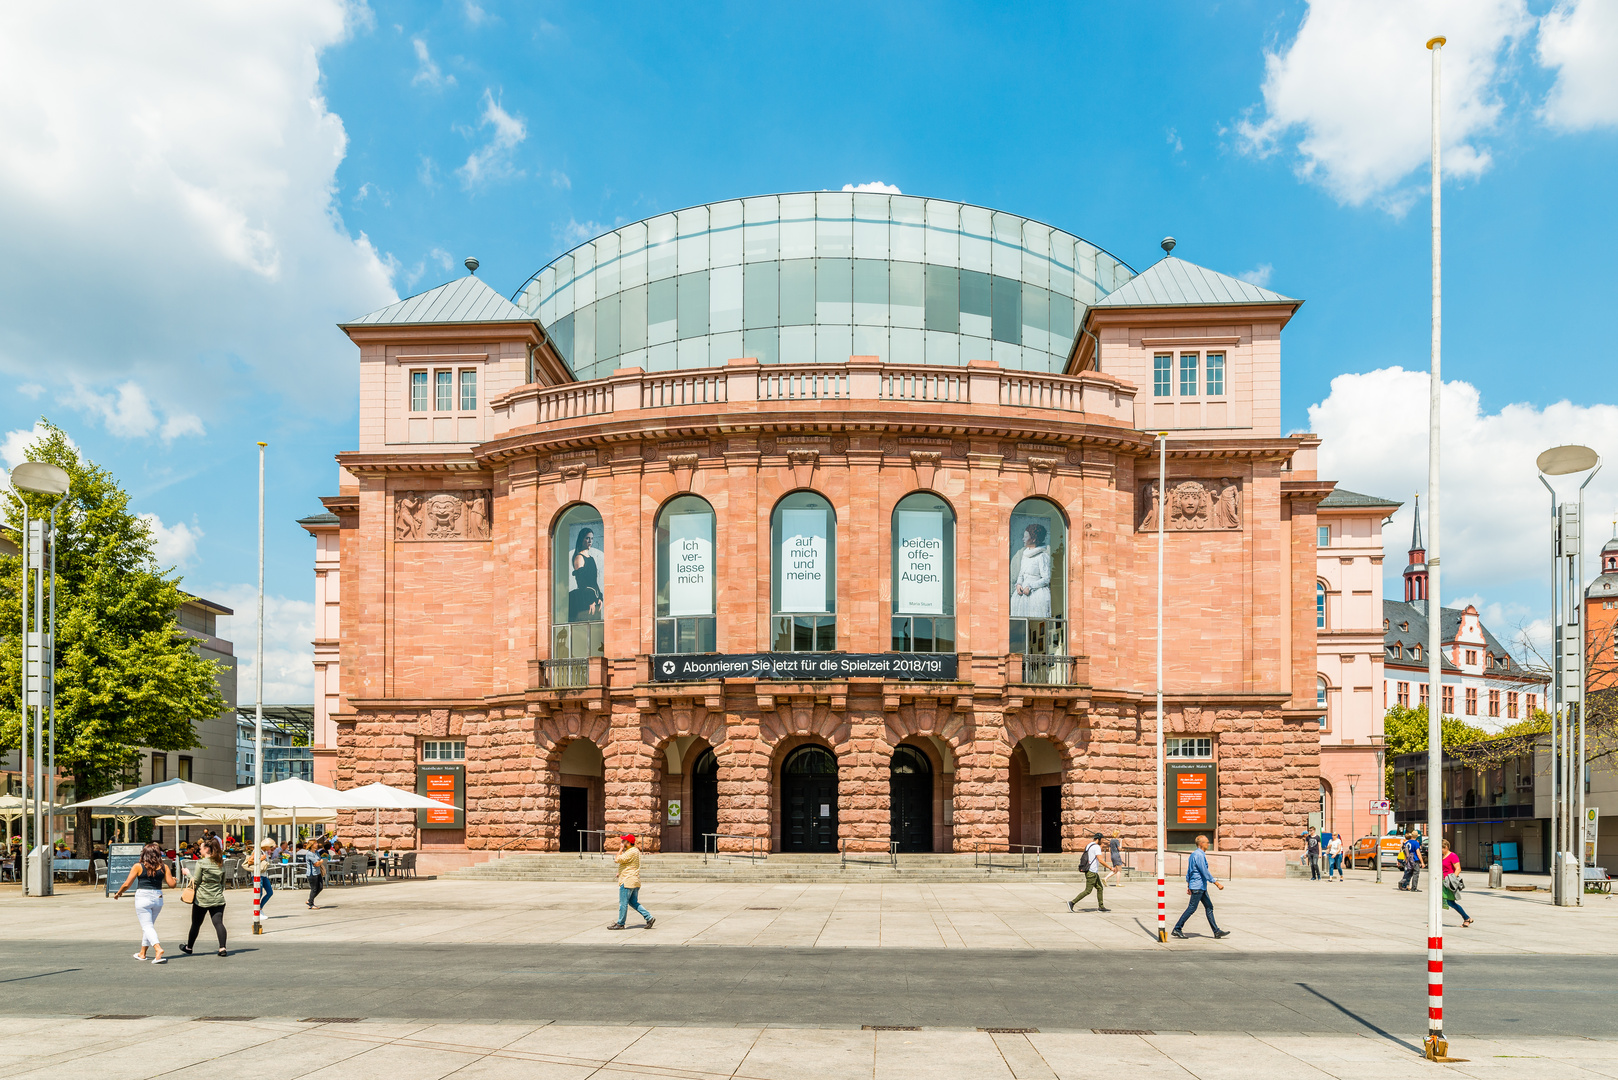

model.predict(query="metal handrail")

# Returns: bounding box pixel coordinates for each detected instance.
[1017,654,1080,686]
[576,829,608,858]
[544,658,591,688]
[1135,848,1235,880]
[701,833,768,863]
[973,842,1043,871]
[840,838,898,869]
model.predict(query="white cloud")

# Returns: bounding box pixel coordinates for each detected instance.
[16,383,43,399]
[1538,0,1618,131]
[140,511,202,569]
[61,379,204,441]
[1237,0,1531,211]
[410,36,454,89]
[558,217,608,247]
[1238,263,1274,287]
[456,90,527,189]
[1310,367,1618,617]
[0,422,76,472]
[842,181,902,194]
[463,0,490,27]
[0,1,397,421]
[211,585,317,705]
[1166,127,1184,154]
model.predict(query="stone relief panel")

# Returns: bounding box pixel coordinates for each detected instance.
[395,490,493,541]
[1137,478,1241,532]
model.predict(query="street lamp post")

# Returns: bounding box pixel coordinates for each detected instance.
[1370,734,1386,885]
[253,441,267,935]
[11,461,70,897]
[1155,431,1167,944]
[1536,443,1600,908]
[1348,774,1359,874]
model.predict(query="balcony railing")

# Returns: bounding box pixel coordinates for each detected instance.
[542,658,592,688]
[1017,654,1082,686]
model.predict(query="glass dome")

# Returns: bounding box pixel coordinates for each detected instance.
[514,192,1135,382]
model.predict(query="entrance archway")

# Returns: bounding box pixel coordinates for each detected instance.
[781,744,838,852]
[889,745,933,853]
[557,738,604,852]
[692,748,718,852]
[1010,736,1065,852]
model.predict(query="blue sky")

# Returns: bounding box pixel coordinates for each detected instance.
[1,1,1615,697]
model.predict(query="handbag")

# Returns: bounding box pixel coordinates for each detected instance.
[1443,872,1465,893]
[181,875,196,905]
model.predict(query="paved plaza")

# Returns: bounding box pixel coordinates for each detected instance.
[3,871,1615,1078]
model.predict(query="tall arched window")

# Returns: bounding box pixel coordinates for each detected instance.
[552,504,605,661]
[1316,582,1327,628]
[1317,676,1329,729]
[891,492,955,653]
[655,495,717,654]
[771,491,836,652]
[1009,498,1066,675]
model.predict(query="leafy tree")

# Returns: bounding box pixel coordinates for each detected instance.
[0,421,227,857]
[1381,703,1488,810]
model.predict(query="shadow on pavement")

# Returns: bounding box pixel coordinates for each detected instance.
[1297,982,1421,1053]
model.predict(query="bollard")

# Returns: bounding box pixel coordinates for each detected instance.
[252,874,263,935]
[1488,862,1503,889]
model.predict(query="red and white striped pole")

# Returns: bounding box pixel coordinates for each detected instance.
[1155,432,1167,943]
[1423,34,1447,1060]
[252,873,262,934]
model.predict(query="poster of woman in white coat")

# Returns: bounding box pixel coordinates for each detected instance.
[1009,502,1064,621]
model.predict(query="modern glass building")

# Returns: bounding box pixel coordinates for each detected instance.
[514,192,1136,382]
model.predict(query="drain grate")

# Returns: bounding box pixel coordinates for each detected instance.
[88,1015,149,1021]
[301,1017,363,1024]
[1093,1028,1155,1035]
[864,1025,921,1031]
[979,1027,1039,1034]
[196,1016,257,1022]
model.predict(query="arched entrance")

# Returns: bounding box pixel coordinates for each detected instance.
[889,745,933,853]
[692,749,718,852]
[781,745,837,852]
[1010,736,1065,853]
[557,738,604,852]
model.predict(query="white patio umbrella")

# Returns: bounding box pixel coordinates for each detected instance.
[63,778,235,875]
[196,778,353,850]
[340,782,458,852]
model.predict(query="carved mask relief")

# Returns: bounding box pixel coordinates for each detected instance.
[1138,478,1241,532]
[395,490,492,541]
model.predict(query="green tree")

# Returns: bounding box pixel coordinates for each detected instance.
[1381,703,1490,810]
[1,421,227,857]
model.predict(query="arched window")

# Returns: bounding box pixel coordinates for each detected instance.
[771,491,836,651]
[891,492,955,653]
[1009,498,1067,673]
[552,504,605,661]
[655,495,717,654]
[1317,676,1329,729]
[1316,582,1327,629]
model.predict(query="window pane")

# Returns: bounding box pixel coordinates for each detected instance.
[890,261,924,328]
[1206,352,1225,395]
[596,292,621,363]
[648,276,677,344]
[1179,353,1198,396]
[710,263,743,334]
[435,370,453,410]
[1010,498,1066,627]
[772,617,792,651]
[656,619,675,654]
[924,265,959,332]
[780,259,815,325]
[990,274,1021,344]
[459,369,477,410]
[620,284,648,352]
[744,260,778,329]
[814,617,836,651]
[913,616,933,653]
[794,615,814,651]
[853,258,888,324]
[892,616,911,652]
[410,371,428,412]
[553,504,605,631]
[816,257,852,324]
[933,617,955,653]
[677,270,709,339]
[1153,355,1171,397]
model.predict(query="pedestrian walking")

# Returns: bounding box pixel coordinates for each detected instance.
[111,841,177,963]
[245,839,277,909]
[1327,833,1345,881]
[1440,839,1473,928]
[1305,828,1322,881]
[302,840,326,909]
[1171,834,1230,939]
[1067,832,1112,912]
[181,836,229,956]
[1398,830,1424,891]
[608,834,654,929]
[1104,830,1125,887]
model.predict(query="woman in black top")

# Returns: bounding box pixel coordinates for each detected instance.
[112,842,176,963]
[568,528,603,620]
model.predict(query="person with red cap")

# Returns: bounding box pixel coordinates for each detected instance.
[608,833,655,930]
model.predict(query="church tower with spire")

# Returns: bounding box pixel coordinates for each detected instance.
[1404,494,1429,611]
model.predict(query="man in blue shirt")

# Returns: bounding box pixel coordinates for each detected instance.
[1171,834,1230,940]
[1398,829,1424,892]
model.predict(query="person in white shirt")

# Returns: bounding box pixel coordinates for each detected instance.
[1067,832,1114,913]
[1327,833,1345,881]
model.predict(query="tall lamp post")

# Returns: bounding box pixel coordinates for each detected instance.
[1347,774,1359,874]
[1536,443,1600,908]
[11,461,70,897]
[1155,431,1167,944]
[253,441,267,935]
[1370,733,1386,885]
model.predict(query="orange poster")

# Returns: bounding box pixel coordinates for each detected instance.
[425,773,457,824]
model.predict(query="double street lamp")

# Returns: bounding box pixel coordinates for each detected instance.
[11,461,70,896]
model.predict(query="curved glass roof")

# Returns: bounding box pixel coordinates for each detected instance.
[514,193,1135,382]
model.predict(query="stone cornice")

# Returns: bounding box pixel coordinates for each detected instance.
[336,451,489,477]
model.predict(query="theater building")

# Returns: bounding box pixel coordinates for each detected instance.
[304,193,1331,874]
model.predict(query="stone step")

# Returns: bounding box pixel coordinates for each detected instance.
[447,852,1148,884]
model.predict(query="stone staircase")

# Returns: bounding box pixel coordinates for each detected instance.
[448,851,1133,884]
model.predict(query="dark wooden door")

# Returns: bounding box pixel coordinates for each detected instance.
[782,745,838,852]
[560,786,588,852]
[889,745,933,853]
[1040,785,1062,853]
[692,749,718,852]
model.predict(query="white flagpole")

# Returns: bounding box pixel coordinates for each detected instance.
[1424,34,1447,1061]
[254,441,266,935]
[1156,432,1167,943]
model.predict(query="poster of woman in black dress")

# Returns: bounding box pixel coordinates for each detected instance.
[567,523,605,621]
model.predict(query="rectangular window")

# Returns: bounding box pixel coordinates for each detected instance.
[1464,649,1477,665]
[1507,692,1519,719]
[1179,353,1198,396]
[1420,683,1430,705]
[1397,682,1410,707]
[1442,685,1455,715]
[435,370,453,411]
[1153,354,1172,397]
[1165,737,1212,758]
[459,369,477,411]
[177,756,193,782]
[151,754,167,784]
[1527,693,1538,714]
[409,371,428,412]
[1318,525,1330,547]
[1488,689,1500,717]
[422,740,466,761]
[1465,687,1478,715]
[1205,352,1225,395]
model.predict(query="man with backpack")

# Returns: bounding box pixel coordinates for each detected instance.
[1398,829,1424,891]
[1067,832,1113,913]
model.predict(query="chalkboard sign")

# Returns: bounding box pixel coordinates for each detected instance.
[105,843,143,897]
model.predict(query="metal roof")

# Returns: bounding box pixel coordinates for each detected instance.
[343,273,535,328]
[1382,600,1536,679]
[296,511,339,527]
[1318,488,1402,510]
[1091,256,1297,310]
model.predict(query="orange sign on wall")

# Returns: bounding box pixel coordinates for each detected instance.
[417,764,464,829]
[1168,764,1217,829]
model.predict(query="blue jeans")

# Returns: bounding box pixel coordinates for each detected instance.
[1329,853,1343,878]
[1174,888,1222,934]
[258,875,274,907]
[617,885,651,925]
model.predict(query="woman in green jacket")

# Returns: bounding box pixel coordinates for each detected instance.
[181,836,229,956]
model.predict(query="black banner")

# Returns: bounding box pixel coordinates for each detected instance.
[652,652,958,683]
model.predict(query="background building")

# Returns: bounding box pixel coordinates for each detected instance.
[235,705,316,787]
